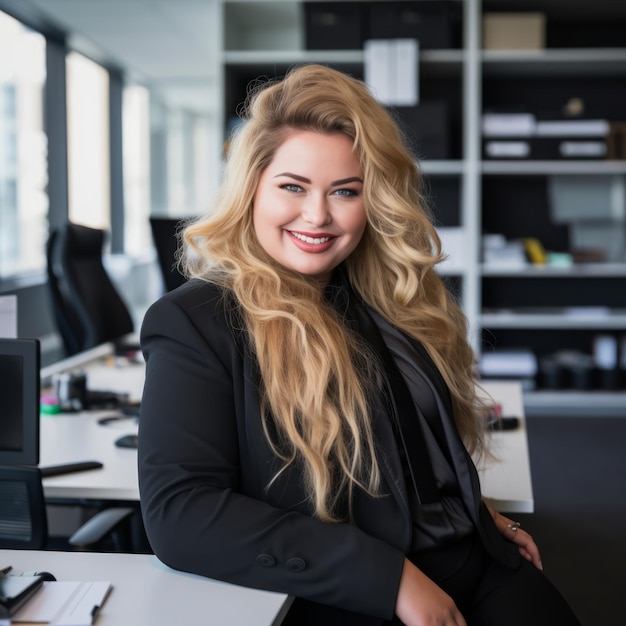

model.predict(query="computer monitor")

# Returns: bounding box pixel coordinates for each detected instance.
[0,338,40,465]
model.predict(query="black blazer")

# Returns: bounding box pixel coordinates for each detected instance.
[138,272,519,625]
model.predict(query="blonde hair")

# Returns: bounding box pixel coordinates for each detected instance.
[184,64,485,522]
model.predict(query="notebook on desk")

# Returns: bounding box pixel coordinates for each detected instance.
[11,580,112,626]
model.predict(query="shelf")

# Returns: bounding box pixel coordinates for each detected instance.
[524,390,626,417]
[481,264,626,278]
[481,161,626,175]
[221,1,626,416]
[482,48,626,76]
[421,160,464,175]
[224,50,364,65]
[224,49,464,74]
[481,311,626,329]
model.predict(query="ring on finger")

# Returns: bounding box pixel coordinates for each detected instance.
[507,521,521,533]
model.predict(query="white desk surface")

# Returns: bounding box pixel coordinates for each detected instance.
[40,346,143,501]
[0,549,291,626]
[40,347,533,512]
[40,410,139,501]
[477,381,534,513]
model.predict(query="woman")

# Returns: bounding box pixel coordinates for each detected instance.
[138,64,580,625]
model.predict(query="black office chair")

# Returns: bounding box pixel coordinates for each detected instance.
[46,229,83,356]
[149,216,191,292]
[0,466,134,551]
[46,222,135,356]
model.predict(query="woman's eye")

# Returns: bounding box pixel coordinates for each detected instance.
[281,183,303,193]
[333,188,358,197]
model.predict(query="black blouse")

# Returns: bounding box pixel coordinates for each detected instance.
[368,308,474,553]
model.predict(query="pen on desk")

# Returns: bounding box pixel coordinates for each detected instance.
[0,566,12,576]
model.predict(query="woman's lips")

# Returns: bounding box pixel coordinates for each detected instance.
[287,230,336,253]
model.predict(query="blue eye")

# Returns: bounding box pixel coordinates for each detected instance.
[334,188,357,197]
[281,183,303,193]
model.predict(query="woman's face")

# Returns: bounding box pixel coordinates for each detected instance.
[253,130,366,284]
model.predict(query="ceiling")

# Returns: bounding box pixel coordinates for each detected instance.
[16,0,220,114]
[10,0,626,113]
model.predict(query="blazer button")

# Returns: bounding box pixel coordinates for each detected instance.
[286,557,306,573]
[256,553,276,567]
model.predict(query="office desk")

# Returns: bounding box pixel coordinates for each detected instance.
[40,346,533,512]
[40,411,139,501]
[40,344,143,501]
[477,381,534,514]
[0,549,291,626]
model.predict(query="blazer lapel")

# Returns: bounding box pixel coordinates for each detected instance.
[325,273,412,525]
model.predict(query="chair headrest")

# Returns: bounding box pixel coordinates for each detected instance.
[64,223,104,258]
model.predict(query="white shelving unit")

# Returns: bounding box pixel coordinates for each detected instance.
[219,0,626,416]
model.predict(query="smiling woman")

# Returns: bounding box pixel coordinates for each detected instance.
[138,64,581,626]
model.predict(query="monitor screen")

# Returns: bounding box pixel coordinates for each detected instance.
[0,338,40,465]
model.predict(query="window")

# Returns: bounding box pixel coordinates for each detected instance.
[66,51,110,231]
[0,11,47,279]
[123,84,151,256]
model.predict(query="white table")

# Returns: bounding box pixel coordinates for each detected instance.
[0,549,291,626]
[477,381,534,513]
[40,346,144,501]
[39,410,139,501]
[40,346,533,512]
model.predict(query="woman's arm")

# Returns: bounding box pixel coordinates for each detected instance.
[138,292,405,619]
[395,559,466,626]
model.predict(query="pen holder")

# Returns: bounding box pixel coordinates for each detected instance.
[54,371,88,411]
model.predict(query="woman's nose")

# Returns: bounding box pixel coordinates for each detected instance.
[302,194,331,226]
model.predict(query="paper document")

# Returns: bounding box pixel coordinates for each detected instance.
[364,39,419,106]
[12,581,112,626]
[0,295,17,338]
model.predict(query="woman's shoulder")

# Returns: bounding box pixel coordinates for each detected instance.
[145,278,238,328]
[159,277,228,306]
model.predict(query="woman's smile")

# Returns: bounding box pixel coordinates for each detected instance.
[253,130,366,283]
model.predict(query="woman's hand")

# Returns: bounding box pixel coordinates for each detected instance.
[483,500,543,570]
[395,558,466,626]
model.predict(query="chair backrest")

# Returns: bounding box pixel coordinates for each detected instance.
[149,216,190,292]
[0,466,47,549]
[46,229,84,356]
[48,222,134,353]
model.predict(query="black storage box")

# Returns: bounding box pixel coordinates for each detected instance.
[390,101,450,160]
[368,1,460,49]
[304,2,367,50]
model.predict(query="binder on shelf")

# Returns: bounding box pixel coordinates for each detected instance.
[483,137,609,160]
[482,113,537,137]
[482,12,546,50]
[304,2,366,50]
[482,114,619,160]
[368,1,460,49]
[535,119,610,137]
[364,39,418,107]
[391,101,450,159]
[484,141,530,159]
[478,349,538,391]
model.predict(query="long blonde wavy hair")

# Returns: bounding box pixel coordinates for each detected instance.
[184,64,486,522]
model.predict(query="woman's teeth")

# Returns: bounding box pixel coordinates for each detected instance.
[292,232,331,244]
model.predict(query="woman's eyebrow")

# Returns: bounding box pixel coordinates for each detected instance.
[274,172,310,183]
[332,177,363,186]
[274,173,363,186]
